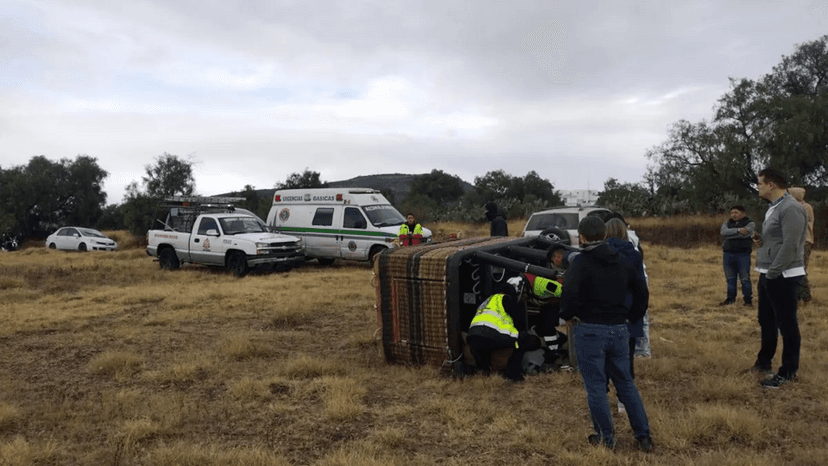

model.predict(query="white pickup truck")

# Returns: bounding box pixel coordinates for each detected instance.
[146,196,305,276]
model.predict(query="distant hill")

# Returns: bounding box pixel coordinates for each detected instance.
[221,173,474,206]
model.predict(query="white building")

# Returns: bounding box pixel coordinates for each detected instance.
[560,189,600,207]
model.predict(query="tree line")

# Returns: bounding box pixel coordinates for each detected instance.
[0,154,567,241]
[0,153,196,240]
[272,167,566,225]
[598,35,828,217]
[2,36,825,243]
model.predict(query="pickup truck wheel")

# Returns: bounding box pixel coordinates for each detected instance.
[159,248,180,270]
[227,251,250,277]
[540,227,570,245]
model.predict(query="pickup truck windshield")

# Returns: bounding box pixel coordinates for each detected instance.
[362,205,406,227]
[219,216,268,235]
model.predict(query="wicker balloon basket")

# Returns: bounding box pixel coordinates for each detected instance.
[374,235,565,373]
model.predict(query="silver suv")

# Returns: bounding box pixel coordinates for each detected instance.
[520,206,616,245]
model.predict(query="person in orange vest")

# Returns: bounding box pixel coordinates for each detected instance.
[398,213,424,246]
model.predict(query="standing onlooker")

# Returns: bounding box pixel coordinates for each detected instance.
[485,202,509,237]
[788,187,814,302]
[560,216,653,451]
[604,218,647,414]
[720,205,755,306]
[750,168,807,388]
[606,213,651,358]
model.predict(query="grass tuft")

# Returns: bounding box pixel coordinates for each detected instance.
[88,351,144,379]
[217,333,273,360]
[280,354,346,379]
[226,376,273,402]
[0,436,60,465]
[320,376,367,421]
[0,402,20,432]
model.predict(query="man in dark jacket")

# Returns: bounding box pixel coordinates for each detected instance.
[720,205,755,306]
[485,202,508,237]
[560,216,652,452]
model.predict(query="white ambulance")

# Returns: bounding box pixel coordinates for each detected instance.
[266,188,432,264]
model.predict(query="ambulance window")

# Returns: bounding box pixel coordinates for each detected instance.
[343,207,367,229]
[312,208,334,226]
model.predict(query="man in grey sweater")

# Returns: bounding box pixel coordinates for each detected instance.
[750,168,807,388]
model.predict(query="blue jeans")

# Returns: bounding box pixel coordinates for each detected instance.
[756,274,801,379]
[723,252,752,302]
[574,323,651,446]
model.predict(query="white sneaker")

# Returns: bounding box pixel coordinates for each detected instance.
[618,402,626,414]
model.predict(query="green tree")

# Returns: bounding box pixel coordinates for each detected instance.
[471,169,513,203]
[241,185,271,220]
[647,35,828,208]
[408,169,465,204]
[467,170,563,212]
[519,170,564,205]
[596,178,652,217]
[399,193,440,224]
[63,155,109,227]
[143,153,196,197]
[122,154,197,237]
[97,204,125,230]
[120,182,159,238]
[276,169,327,189]
[0,155,109,237]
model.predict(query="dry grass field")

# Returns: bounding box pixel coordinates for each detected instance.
[1,220,826,465]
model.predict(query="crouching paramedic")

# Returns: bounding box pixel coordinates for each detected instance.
[465,279,539,381]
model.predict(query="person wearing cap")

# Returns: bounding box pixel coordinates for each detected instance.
[560,216,652,451]
[465,278,539,382]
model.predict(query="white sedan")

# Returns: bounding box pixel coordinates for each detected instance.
[46,227,118,251]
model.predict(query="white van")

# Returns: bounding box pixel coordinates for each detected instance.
[266,188,432,264]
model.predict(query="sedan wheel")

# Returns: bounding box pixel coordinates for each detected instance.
[49,243,56,249]
[78,243,88,252]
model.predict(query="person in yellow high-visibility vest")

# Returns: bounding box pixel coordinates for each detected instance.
[398,213,424,246]
[526,273,562,299]
[465,278,539,381]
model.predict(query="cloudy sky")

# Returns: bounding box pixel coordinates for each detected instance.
[2,0,826,204]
